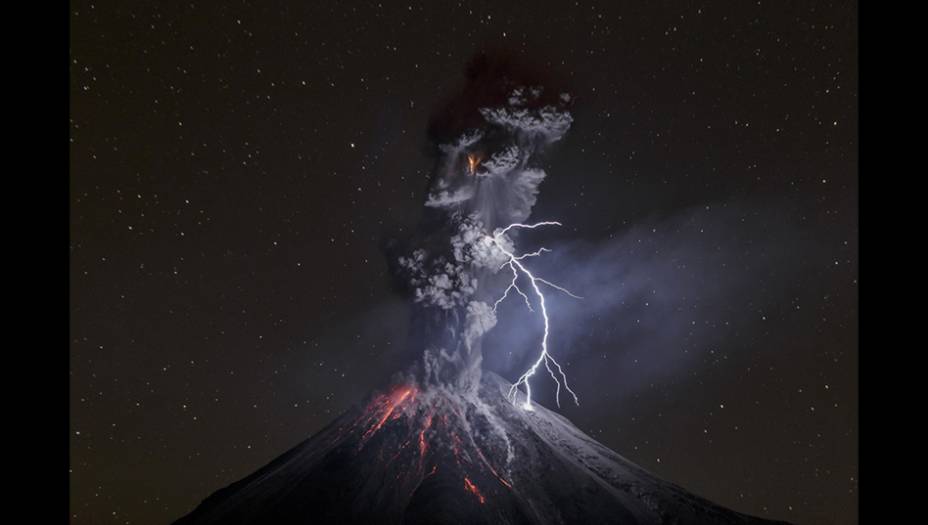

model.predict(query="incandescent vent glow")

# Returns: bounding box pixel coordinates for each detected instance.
[467,153,481,176]
[488,221,582,410]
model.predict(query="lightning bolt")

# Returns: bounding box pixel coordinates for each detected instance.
[489,221,581,411]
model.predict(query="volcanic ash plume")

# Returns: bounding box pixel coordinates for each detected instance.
[398,68,575,399]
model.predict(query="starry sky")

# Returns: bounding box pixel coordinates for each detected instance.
[69,1,857,524]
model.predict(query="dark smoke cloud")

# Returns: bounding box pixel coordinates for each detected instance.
[426,52,572,148]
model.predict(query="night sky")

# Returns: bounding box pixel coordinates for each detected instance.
[69,2,857,524]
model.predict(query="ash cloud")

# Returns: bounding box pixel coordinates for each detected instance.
[393,53,574,308]
[421,52,573,230]
[387,53,576,387]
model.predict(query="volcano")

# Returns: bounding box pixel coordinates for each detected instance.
[176,65,792,525]
[175,372,788,525]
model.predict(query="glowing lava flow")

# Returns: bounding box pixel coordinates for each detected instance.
[463,476,486,504]
[360,385,417,445]
[467,153,482,175]
[489,222,582,411]
[417,411,434,467]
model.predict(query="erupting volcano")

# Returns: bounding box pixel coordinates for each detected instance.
[175,55,791,525]
[176,372,789,525]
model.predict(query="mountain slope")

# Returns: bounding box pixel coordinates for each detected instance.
[175,372,790,525]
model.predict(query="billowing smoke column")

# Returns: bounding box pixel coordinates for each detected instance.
[396,56,579,410]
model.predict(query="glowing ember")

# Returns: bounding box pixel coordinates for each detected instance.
[450,432,465,465]
[473,444,512,489]
[360,385,416,443]
[463,476,486,504]
[418,412,434,463]
[466,153,481,175]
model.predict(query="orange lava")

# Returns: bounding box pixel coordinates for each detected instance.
[473,443,512,489]
[418,412,434,462]
[463,476,486,504]
[361,385,416,442]
[497,474,513,489]
[467,153,481,175]
[450,432,465,465]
